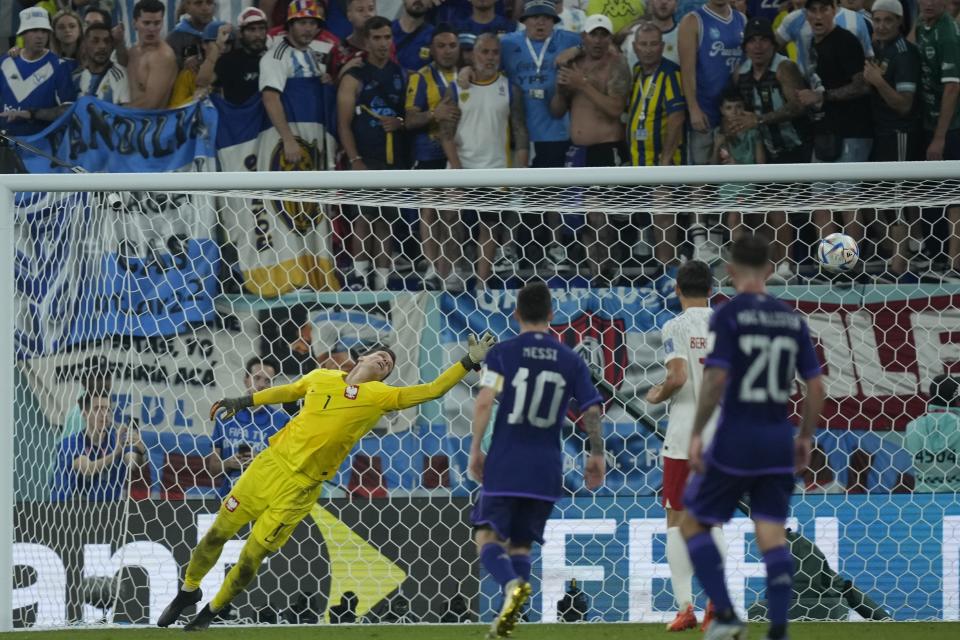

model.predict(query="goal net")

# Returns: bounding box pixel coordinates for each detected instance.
[3,162,960,629]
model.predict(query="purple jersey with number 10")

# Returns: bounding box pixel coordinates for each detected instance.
[481,331,602,500]
[704,293,821,475]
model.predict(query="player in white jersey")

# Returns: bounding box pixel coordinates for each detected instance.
[646,260,725,632]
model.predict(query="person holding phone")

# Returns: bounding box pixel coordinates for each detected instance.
[209,356,290,497]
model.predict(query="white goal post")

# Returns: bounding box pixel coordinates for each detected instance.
[1,161,959,630]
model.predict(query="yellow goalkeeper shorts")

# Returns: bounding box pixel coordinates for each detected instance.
[217,447,322,552]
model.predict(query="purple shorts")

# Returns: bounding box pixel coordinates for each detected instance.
[683,465,794,525]
[470,492,556,546]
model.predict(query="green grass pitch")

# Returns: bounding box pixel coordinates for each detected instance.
[2,623,958,640]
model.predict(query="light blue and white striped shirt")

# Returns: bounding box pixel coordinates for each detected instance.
[776,6,874,77]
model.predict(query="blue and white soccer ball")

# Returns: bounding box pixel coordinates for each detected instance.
[817,233,859,272]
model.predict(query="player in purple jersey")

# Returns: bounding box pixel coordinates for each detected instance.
[681,235,825,640]
[468,281,605,639]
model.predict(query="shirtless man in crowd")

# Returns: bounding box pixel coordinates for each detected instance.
[550,13,631,283]
[126,0,177,109]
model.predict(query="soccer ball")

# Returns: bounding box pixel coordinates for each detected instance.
[817,233,859,272]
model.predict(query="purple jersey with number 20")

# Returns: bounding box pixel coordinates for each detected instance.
[704,293,821,476]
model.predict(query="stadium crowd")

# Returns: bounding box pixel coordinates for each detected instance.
[2,0,960,289]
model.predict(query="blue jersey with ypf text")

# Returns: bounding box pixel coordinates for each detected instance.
[694,5,746,127]
[704,293,821,475]
[481,331,602,500]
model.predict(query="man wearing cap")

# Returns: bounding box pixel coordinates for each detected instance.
[0,7,76,137]
[127,0,178,109]
[550,14,630,283]
[267,2,343,74]
[73,22,130,105]
[730,17,809,164]
[905,375,960,492]
[213,7,270,105]
[261,0,336,165]
[502,0,580,273]
[393,0,435,72]
[864,0,922,280]
[168,0,216,70]
[728,17,808,281]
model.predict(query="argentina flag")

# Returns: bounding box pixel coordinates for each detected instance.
[214,75,339,296]
[15,97,221,357]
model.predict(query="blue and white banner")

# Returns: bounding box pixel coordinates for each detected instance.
[16,97,221,348]
[214,81,339,296]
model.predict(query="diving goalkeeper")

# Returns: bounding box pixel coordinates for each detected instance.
[158,335,496,630]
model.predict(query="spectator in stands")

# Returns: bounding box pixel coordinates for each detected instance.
[557,0,587,32]
[457,0,517,36]
[678,0,745,263]
[261,1,334,165]
[337,15,406,289]
[392,0,434,72]
[458,31,477,66]
[678,0,746,166]
[729,17,808,280]
[334,0,378,72]
[50,392,147,502]
[213,6,269,104]
[406,26,462,290]
[83,8,112,29]
[712,88,765,166]
[73,21,129,104]
[192,20,234,101]
[865,0,922,281]
[619,0,678,70]
[797,0,872,241]
[168,0,216,69]
[0,8,75,137]
[551,14,630,284]
[775,0,873,77]
[126,0,177,109]
[625,23,684,269]
[267,1,341,73]
[731,18,810,164]
[441,32,528,285]
[50,10,83,71]
[917,0,960,277]
[209,356,289,497]
[905,375,960,492]
[502,0,580,273]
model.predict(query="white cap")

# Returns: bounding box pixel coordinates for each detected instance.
[583,14,614,34]
[17,7,52,35]
[871,0,903,17]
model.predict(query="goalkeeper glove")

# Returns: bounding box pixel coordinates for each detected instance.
[210,396,253,421]
[460,332,496,371]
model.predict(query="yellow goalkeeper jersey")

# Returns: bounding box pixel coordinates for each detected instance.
[251,362,469,486]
